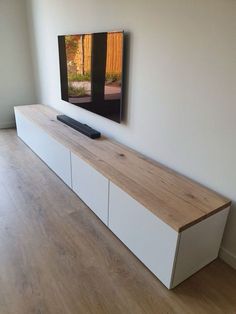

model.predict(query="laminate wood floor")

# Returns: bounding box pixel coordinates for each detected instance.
[0,129,235,314]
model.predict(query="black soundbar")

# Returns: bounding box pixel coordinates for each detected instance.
[57,115,101,139]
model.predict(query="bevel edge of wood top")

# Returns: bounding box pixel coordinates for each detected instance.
[14,105,232,232]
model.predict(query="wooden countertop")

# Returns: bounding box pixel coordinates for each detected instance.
[14,104,231,232]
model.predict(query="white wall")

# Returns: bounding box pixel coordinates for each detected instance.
[0,0,36,128]
[26,0,236,267]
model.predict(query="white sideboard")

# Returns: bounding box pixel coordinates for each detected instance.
[14,105,231,289]
[71,152,109,224]
[15,111,71,186]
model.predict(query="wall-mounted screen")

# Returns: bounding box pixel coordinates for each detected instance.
[58,31,124,123]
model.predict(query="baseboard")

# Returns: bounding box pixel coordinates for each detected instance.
[0,121,16,129]
[219,247,236,270]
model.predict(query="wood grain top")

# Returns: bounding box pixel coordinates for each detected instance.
[14,104,231,232]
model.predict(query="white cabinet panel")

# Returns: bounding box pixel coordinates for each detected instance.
[172,207,230,288]
[108,182,179,288]
[71,153,109,224]
[15,111,71,187]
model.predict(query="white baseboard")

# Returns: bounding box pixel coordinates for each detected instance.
[219,247,236,270]
[0,121,15,129]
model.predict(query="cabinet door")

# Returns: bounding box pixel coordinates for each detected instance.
[15,111,71,187]
[71,153,109,224]
[108,182,178,288]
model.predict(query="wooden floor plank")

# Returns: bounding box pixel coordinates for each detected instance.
[0,129,235,314]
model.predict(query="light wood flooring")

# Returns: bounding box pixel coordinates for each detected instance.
[0,129,235,314]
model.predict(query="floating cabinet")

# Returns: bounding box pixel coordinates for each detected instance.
[71,153,109,224]
[15,111,71,187]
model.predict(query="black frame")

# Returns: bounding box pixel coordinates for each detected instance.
[58,31,124,123]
